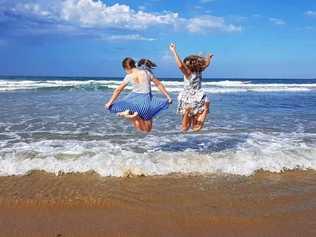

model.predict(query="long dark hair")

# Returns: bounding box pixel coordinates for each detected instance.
[122,57,136,69]
[183,55,208,73]
[137,59,157,70]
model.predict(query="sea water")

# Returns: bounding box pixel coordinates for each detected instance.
[0,76,315,176]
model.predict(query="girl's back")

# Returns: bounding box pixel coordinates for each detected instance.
[184,72,202,91]
[124,69,151,94]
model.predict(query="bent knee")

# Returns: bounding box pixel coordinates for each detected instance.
[192,125,203,132]
[192,121,204,131]
[204,102,210,111]
[143,121,152,133]
[181,125,190,132]
[146,124,152,133]
[142,127,152,133]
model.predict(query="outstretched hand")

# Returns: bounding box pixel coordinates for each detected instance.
[167,97,173,104]
[169,43,176,52]
[105,102,112,109]
[207,53,214,59]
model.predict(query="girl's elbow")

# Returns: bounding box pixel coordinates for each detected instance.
[178,64,187,71]
[178,64,184,70]
[155,81,162,87]
[114,88,122,94]
[117,86,125,92]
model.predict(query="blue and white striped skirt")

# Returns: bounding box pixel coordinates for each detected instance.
[108,92,169,121]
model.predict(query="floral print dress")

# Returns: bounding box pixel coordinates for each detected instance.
[177,72,208,116]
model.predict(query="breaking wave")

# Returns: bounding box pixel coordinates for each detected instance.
[1,79,316,93]
[0,132,315,177]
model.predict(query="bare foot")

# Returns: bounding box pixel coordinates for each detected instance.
[192,103,210,132]
[181,108,193,132]
[118,110,139,118]
[124,111,139,119]
[117,110,130,117]
[192,122,203,132]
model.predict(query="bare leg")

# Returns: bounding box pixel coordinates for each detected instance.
[130,116,142,132]
[129,116,152,133]
[192,115,198,129]
[143,120,152,133]
[181,108,192,132]
[192,102,210,132]
[118,110,152,133]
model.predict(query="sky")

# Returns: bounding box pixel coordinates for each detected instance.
[0,0,316,78]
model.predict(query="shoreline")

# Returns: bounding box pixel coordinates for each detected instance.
[0,171,315,237]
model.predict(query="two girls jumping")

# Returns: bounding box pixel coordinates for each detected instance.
[105,43,213,133]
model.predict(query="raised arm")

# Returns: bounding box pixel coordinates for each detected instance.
[200,53,214,71]
[105,81,128,109]
[150,76,172,104]
[169,43,191,78]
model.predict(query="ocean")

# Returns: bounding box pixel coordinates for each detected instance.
[0,76,316,177]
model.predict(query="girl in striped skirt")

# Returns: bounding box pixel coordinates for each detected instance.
[169,43,214,132]
[105,57,172,133]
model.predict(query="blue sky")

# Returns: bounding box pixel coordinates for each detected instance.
[0,0,316,78]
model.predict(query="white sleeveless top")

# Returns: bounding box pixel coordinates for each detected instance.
[123,70,153,94]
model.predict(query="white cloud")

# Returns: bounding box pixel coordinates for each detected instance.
[4,0,241,34]
[305,10,316,17]
[186,16,242,33]
[14,3,50,17]
[102,34,156,41]
[269,17,286,25]
[60,0,179,30]
[11,1,60,19]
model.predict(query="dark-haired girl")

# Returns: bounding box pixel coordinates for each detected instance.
[169,43,213,132]
[137,58,157,72]
[105,57,172,133]
[137,58,172,104]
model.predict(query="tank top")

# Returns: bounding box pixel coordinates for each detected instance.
[123,70,152,93]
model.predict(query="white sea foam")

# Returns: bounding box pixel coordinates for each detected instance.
[0,132,315,177]
[0,79,315,93]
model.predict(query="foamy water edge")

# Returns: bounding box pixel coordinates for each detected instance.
[1,132,315,177]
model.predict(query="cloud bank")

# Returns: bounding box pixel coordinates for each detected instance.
[0,0,241,39]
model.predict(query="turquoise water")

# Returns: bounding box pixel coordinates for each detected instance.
[0,77,315,176]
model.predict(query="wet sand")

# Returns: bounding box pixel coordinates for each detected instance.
[0,171,316,237]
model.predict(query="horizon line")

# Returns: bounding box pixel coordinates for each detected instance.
[0,75,315,80]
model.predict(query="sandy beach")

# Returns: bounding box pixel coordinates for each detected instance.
[0,171,315,237]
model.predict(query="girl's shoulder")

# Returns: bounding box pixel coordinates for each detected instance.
[123,73,136,83]
[184,72,202,81]
[192,72,202,79]
[138,69,154,79]
[184,72,194,80]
